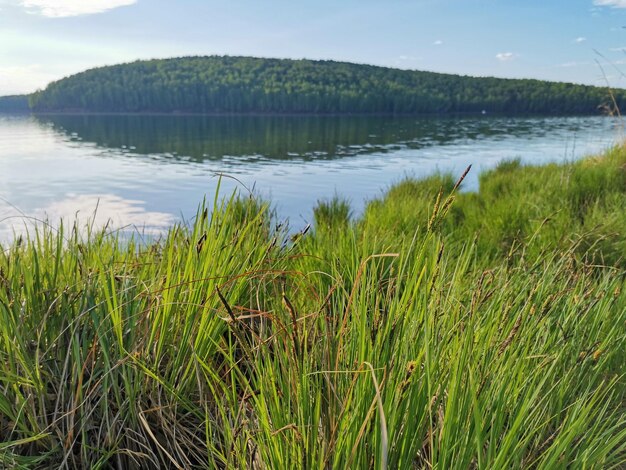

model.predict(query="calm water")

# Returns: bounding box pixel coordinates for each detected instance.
[0,113,622,240]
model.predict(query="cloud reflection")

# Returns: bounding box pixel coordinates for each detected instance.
[1,193,175,242]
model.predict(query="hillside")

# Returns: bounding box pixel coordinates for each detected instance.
[0,95,30,113]
[27,56,626,114]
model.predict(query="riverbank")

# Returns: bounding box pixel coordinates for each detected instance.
[1,145,625,467]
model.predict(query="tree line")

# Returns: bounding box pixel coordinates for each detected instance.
[16,56,626,114]
[0,95,30,112]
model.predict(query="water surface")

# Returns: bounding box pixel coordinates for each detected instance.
[0,114,621,240]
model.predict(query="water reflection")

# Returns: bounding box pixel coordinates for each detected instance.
[0,113,620,242]
[44,194,175,233]
[0,193,175,240]
[36,114,617,164]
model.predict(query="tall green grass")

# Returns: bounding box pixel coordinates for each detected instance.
[0,147,625,468]
[363,145,626,266]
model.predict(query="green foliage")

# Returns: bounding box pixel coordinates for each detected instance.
[362,173,457,237]
[0,147,626,467]
[362,144,626,265]
[566,154,626,222]
[27,56,626,115]
[313,195,352,230]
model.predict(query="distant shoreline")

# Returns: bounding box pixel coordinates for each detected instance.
[3,110,613,118]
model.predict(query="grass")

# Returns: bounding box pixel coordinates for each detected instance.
[0,145,625,468]
[313,195,352,231]
[363,146,626,266]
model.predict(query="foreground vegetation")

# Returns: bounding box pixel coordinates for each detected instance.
[20,56,626,115]
[0,145,625,468]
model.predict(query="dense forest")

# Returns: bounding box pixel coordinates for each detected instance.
[0,95,30,112]
[24,56,626,114]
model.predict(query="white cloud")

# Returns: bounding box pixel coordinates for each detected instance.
[496,52,517,62]
[393,55,422,68]
[19,0,136,17]
[433,40,443,46]
[575,37,587,43]
[593,0,626,8]
[557,61,587,67]
[396,55,420,61]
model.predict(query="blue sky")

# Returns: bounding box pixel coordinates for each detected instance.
[2,0,626,95]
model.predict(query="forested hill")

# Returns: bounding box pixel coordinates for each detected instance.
[25,56,626,114]
[0,95,30,113]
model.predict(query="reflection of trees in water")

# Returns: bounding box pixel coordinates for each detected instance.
[36,114,596,163]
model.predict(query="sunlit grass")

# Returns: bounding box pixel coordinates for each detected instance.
[0,147,625,468]
[363,144,626,266]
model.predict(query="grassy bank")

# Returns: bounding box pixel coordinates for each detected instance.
[0,146,625,468]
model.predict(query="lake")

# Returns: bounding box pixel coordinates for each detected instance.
[0,113,622,241]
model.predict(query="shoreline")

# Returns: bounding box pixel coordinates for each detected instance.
[22,110,612,118]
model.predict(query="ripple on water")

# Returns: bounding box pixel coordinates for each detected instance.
[0,114,620,241]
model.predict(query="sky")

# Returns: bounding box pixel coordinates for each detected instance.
[3,0,626,95]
